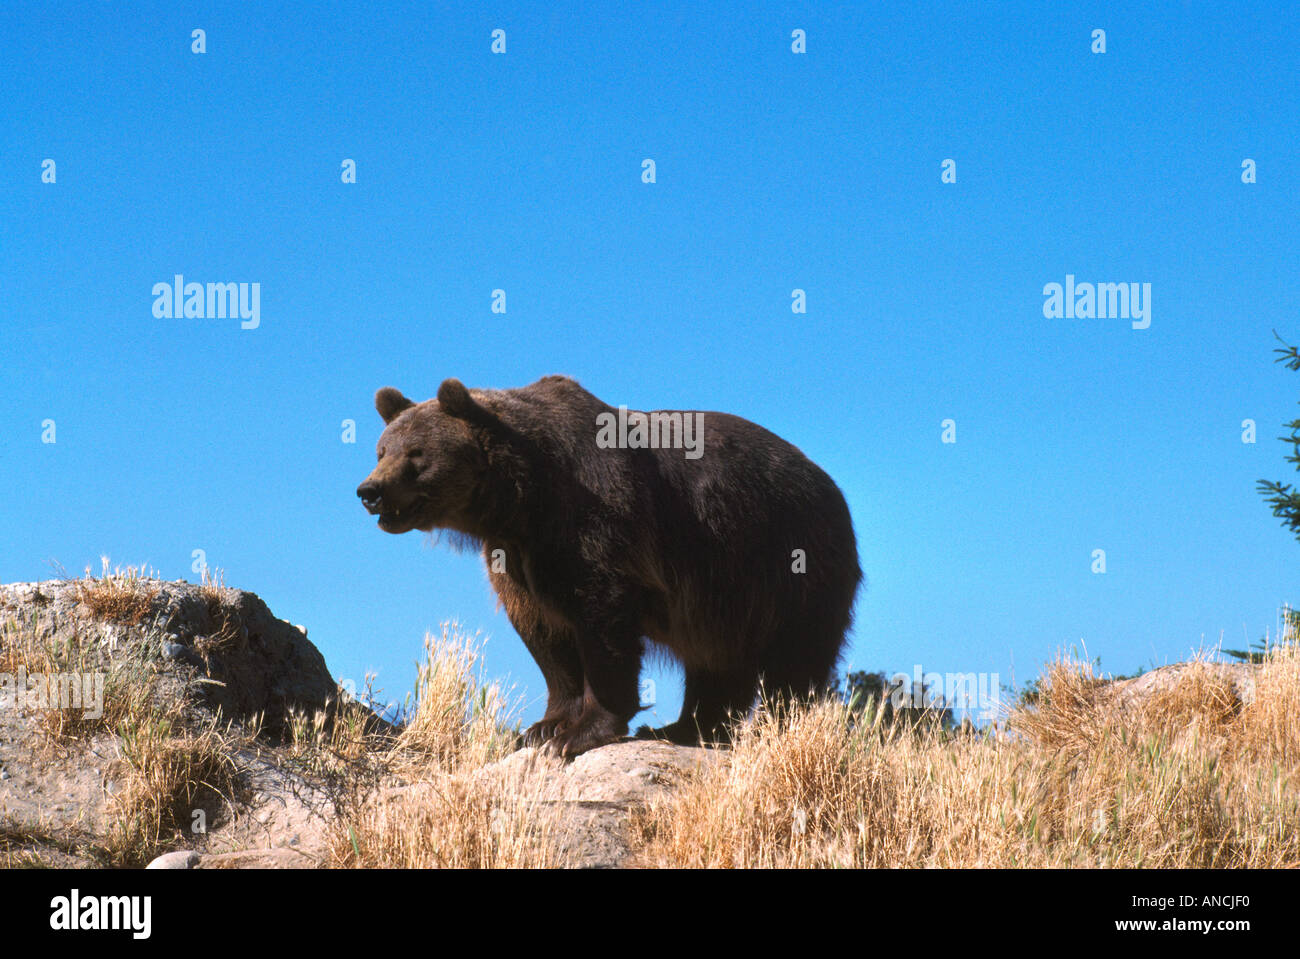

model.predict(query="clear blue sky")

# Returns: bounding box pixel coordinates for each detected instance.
[2,1,1296,727]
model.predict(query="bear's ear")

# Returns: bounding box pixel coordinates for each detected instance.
[437,378,478,419]
[375,387,415,424]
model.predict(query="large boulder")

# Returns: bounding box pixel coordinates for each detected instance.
[0,578,337,732]
[0,576,342,868]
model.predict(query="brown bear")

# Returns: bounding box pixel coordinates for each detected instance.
[357,376,861,756]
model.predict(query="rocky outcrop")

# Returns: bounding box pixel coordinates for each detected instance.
[0,579,336,732]
[0,578,341,867]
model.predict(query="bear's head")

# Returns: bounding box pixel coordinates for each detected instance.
[356,379,488,535]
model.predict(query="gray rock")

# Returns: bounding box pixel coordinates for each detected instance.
[0,579,338,733]
[467,739,720,867]
[1104,661,1259,711]
[146,851,200,870]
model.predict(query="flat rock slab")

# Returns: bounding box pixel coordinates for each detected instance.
[475,739,721,867]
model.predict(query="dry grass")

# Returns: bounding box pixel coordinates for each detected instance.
[633,631,1300,868]
[72,558,160,626]
[386,625,522,773]
[0,816,109,868]
[194,567,246,657]
[102,709,249,867]
[333,772,569,869]
[0,616,248,866]
[327,625,569,868]
[197,566,227,607]
[0,612,156,744]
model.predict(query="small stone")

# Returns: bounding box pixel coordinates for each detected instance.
[146,851,201,870]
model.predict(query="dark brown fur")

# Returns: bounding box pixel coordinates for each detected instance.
[357,376,861,756]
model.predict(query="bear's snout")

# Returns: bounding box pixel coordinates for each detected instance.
[356,481,383,514]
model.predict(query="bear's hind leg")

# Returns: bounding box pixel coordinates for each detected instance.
[639,666,758,746]
[758,633,842,721]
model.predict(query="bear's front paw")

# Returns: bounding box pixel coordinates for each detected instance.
[550,708,627,758]
[520,698,585,749]
[521,716,567,748]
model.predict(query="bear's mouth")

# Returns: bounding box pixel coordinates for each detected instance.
[377,497,430,533]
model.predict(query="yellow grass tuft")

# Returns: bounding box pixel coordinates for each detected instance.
[72,557,160,625]
[0,611,154,747]
[104,710,250,867]
[328,625,567,868]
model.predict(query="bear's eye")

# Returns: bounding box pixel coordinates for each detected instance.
[408,449,424,460]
